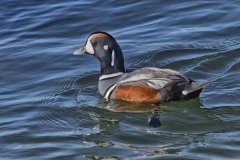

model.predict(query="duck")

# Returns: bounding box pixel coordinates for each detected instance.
[73,31,217,104]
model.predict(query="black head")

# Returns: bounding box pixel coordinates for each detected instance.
[73,32,125,75]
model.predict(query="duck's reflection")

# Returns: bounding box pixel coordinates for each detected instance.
[103,100,162,128]
[148,110,161,128]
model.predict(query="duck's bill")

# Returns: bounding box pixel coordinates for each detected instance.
[73,46,87,55]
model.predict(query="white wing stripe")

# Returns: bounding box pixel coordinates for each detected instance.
[146,80,168,90]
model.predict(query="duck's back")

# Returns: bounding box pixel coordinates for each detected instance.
[118,67,189,89]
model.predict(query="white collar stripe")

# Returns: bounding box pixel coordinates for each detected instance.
[99,72,124,81]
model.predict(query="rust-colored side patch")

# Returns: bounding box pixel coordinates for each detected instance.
[114,85,161,103]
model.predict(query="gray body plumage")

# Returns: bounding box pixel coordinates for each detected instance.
[99,67,199,102]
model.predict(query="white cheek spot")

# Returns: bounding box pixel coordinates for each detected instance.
[103,45,109,51]
[111,49,115,67]
[182,90,188,95]
[85,39,94,54]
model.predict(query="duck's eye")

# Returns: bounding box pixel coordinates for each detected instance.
[92,41,97,47]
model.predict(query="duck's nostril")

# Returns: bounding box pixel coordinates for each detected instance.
[73,46,86,55]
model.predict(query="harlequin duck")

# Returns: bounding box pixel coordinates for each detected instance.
[73,32,217,103]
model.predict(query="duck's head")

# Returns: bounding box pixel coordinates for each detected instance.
[73,32,125,75]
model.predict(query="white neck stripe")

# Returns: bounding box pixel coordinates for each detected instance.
[99,72,124,81]
[111,50,115,67]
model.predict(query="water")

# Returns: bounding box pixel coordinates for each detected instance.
[1,0,240,159]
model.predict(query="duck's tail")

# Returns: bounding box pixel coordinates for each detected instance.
[182,76,224,99]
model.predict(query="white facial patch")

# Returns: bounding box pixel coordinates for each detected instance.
[103,45,109,51]
[111,49,115,67]
[85,38,94,54]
